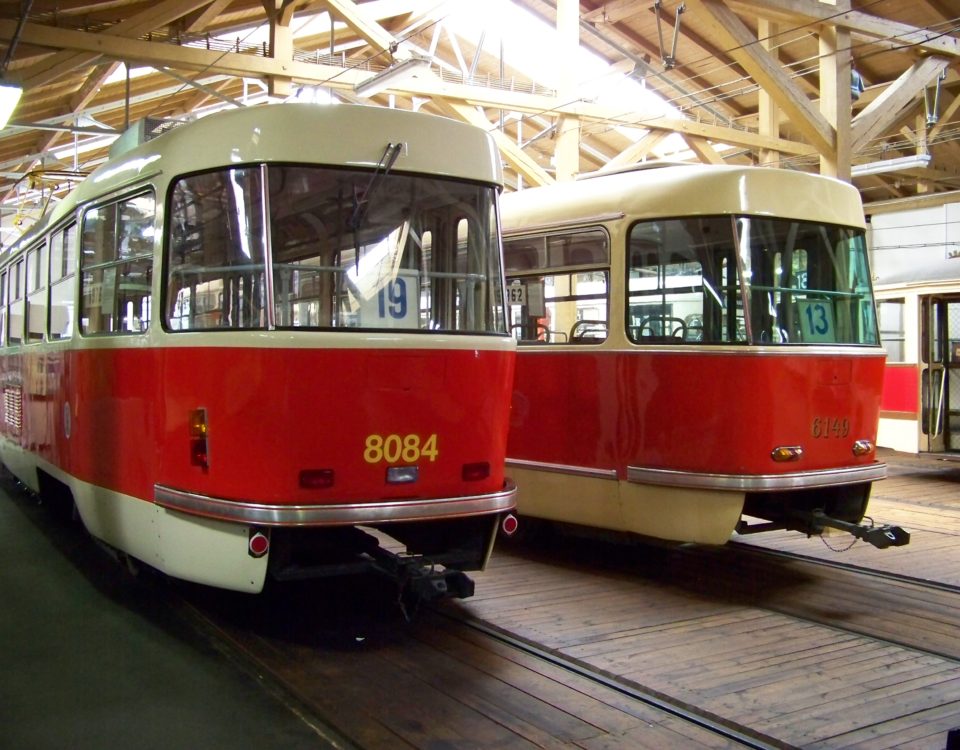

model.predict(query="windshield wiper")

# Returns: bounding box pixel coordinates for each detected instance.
[349,142,403,232]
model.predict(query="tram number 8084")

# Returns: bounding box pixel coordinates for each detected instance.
[364,433,439,464]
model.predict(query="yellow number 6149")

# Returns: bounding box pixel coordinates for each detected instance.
[364,433,438,464]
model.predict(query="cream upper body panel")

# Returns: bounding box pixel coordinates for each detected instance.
[501,164,866,233]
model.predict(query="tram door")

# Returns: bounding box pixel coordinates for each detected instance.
[920,296,960,453]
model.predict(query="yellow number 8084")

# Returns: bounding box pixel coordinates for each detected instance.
[364,433,439,464]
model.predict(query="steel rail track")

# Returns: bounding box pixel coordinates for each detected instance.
[436,607,797,750]
[728,540,960,595]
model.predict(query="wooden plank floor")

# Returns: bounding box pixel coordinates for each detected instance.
[194,586,749,750]
[460,452,960,749]
[461,554,960,748]
[734,449,960,586]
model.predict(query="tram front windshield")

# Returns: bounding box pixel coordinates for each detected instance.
[165,165,506,334]
[626,215,879,346]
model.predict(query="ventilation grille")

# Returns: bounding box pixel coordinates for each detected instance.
[3,386,21,435]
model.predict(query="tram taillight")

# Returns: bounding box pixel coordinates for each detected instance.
[462,462,490,481]
[299,469,335,489]
[189,408,209,470]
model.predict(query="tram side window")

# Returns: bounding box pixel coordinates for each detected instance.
[877,299,905,363]
[49,223,77,340]
[81,192,155,335]
[8,258,24,345]
[627,218,741,344]
[25,242,48,342]
[504,229,609,344]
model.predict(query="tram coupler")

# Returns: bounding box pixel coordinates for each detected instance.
[368,545,476,603]
[403,566,475,602]
[803,510,911,549]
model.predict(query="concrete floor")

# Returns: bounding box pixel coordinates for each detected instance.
[0,480,343,750]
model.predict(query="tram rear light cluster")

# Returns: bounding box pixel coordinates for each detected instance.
[299,469,335,489]
[462,462,490,482]
[189,408,209,470]
[771,445,803,462]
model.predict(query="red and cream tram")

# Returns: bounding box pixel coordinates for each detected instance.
[501,163,907,548]
[0,103,517,595]
[869,199,960,458]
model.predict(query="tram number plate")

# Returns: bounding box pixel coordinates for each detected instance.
[811,416,850,439]
[364,433,438,464]
[507,282,526,305]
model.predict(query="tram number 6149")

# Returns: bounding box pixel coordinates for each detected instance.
[811,416,850,439]
[364,433,439,464]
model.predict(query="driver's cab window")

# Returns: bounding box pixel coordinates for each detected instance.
[504,228,609,344]
[627,217,741,344]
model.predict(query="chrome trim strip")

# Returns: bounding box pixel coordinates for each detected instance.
[154,480,517,526]
[627,463,887,491]
[506,458,618,480]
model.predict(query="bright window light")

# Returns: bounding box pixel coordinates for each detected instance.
[0,82,22,129]
[435,0,686,156]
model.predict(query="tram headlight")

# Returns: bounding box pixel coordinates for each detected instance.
[852,439,874,457]
[771,445,803,462]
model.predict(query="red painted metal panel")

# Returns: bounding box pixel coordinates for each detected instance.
[880,364,920,415]
[509,349,885,477]
[2,346,514,506]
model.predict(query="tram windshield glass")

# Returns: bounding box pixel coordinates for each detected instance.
[165,165,506,334]
[627,215,879,346]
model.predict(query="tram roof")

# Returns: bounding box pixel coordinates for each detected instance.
[14,103,503,249]
[501,164,867,234]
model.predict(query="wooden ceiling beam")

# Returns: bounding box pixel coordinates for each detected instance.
[688,0,835,155]
[15,0,218,88]
[929,92,960,141]
[603,129,672,169]
[727,0,960,57]
[432,99,555,187]
[681,134,726,164]
[318,0,397,56]
[582,0,645,25]
[1,61,121,202]
[579,12,746,122]
[645,3,820,101]
[183,0,236,34]
[4,18,819,159]
[851,56,950,153]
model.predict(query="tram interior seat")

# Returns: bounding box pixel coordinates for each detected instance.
[633,315,688,343]
[511,322,567,343]
[569,319,607,342]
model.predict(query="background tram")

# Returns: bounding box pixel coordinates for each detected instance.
[501,164,907,549]
[0,103,517,596]
[870,200,960,458]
